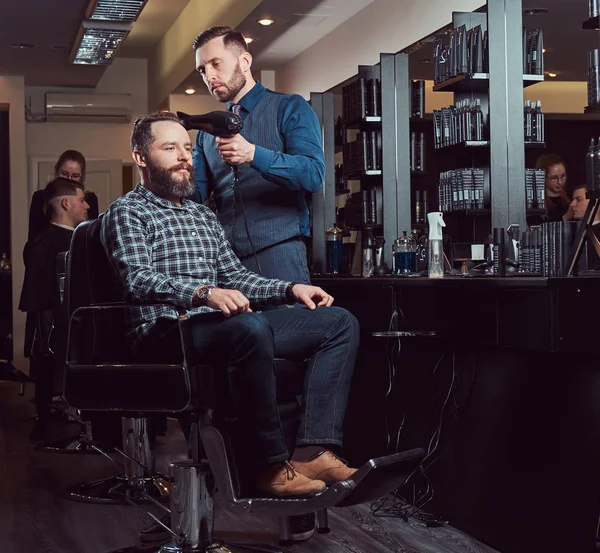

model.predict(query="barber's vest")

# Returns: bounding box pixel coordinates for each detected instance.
[202,90,307,258]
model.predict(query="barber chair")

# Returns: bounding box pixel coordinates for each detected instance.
[32,251,108,454]
[63,219,424,552]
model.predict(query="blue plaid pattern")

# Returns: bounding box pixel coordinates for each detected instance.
[100,184,288,342]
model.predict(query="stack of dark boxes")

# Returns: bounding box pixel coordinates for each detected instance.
[525,168,546,210]
[342,78,382,176]
[540,221,583,276]
[342,77,382,228]
[438,168,485,212]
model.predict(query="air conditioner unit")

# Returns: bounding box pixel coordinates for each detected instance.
[45,92,133,123]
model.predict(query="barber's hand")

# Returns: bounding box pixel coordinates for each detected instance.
[207,288,252,317]
[216,135,256,166]
[291,284,334,310]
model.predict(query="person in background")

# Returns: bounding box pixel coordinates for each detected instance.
[28,150,99,239]
[535,154,572,223]
[191,26,325,284]
[19,178,89,440]
[569,184,600,271]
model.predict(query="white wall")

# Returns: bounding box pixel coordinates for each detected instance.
[523,81,587,113]
[280,0,485,98]
[1,76,28,371]
[26,58,149,168]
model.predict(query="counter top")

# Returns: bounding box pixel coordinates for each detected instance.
[312,274,600,289]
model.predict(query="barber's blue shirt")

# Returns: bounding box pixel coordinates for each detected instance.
[193,82,325,237]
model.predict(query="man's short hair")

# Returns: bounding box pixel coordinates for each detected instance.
[44,177,84,218]
[192,26,249,54]
[131,111,184,157]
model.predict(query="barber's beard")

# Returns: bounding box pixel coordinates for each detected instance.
[146,158,195,199]
[213,61,247,103]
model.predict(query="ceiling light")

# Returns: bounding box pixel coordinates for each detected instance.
[70,1,147,66]
[244,36,253,44]
[542,48,547,53]
[87,0,147,22]
[257,18,274,26]
[185,88,195,95]
[9,43,36,49]
[548,72,557,78]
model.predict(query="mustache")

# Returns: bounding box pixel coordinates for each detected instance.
[170,163,193,172]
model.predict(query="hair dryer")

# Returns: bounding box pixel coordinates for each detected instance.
[177,110,242,137]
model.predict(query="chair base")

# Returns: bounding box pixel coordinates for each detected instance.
[64,474,170,504]
[108,541,283,553]
[35,435,113,454]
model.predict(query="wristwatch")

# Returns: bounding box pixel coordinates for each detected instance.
[194,285,214,306]
[285,282,298,305]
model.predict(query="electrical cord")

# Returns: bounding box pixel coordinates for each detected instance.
[231,166,263,276]
[371,348,455,526]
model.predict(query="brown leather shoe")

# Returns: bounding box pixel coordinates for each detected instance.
[291,450,357,484]
[257,461,327,497]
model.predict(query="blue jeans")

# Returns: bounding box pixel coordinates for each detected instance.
[240,238,311,284]
[142,306,358,468]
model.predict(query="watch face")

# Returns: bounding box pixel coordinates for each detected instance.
[197,286,212,304]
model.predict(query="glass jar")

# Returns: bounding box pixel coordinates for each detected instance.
[392,231,417,275]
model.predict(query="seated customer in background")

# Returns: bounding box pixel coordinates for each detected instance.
[101,111,360,498]
[569,184,600,270]
[19,178,89,439]
[531,154,572,224]
[28,150,99,239]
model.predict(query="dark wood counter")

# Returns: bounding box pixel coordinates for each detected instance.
[312,274,600,553]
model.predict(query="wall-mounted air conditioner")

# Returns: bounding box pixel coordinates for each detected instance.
[45,92,133,123]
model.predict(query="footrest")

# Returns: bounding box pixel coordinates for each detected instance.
[201,424,424,516]
[334,447,424,507]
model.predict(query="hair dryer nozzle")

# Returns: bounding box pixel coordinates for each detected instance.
[177,110,243,136]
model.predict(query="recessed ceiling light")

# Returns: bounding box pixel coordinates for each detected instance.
[257,18,274,26]
[185,88,195,95]
[9,43,36,49]
[523,7,548,16]
[420,58,432,64]
[542,48,546,53]
[548,72,557,78]
[244,36,253,44]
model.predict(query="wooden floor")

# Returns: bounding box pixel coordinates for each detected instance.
[0,381,499,553]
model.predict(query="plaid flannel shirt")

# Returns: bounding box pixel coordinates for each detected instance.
[100,184,288,343]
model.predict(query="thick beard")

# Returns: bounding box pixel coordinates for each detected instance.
[212,61,247,103]
[146,158,195,199]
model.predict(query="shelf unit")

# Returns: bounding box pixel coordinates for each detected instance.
[311,0,543,272]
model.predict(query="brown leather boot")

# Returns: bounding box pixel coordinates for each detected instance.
[257,461,327,497]
[291,450,357,484]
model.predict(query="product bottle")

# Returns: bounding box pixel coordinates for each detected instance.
[524,100,533,142]
[587,138,596,192]
[325,224,344,274]
[493,228,506,277]
[594,137,600,193]
[534,100,544,142]
[362,232,374,278]
[473,99,484,141]
[427,212,446,279]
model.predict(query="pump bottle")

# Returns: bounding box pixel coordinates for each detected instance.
[427,212,446,279]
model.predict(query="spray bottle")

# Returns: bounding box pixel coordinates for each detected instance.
[427,212,446,279]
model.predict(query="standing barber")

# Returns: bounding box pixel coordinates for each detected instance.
[192,26,325,284]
